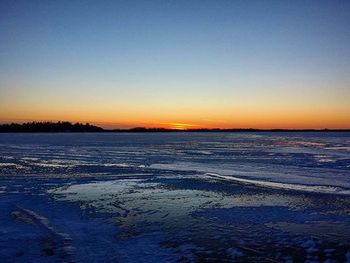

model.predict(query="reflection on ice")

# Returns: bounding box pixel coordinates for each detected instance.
[46,175,350,262]
[151,162,350,194]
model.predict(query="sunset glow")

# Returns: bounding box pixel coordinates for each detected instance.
[1,1,349,129]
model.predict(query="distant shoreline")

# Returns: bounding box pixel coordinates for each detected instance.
[0,121,349,133]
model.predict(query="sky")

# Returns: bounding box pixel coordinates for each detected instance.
[1,0,350,129]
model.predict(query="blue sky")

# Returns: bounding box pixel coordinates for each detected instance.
[1,0,349,128]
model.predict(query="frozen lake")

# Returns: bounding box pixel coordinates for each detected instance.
[1,132,350,262]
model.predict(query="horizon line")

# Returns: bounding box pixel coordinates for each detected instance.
[1,121,350,132]
[1,119,350,130]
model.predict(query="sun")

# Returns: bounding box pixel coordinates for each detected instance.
[169,123,196,130]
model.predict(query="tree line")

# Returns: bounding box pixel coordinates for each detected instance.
[0,121,348,132]
[0,121,104,132]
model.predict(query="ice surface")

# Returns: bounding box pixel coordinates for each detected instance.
[1,132,349,195]
[1,132,350,262]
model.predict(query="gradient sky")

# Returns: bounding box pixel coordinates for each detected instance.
[1,0,350,129]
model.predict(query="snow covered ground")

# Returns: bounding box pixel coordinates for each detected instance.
[0,132,350,262]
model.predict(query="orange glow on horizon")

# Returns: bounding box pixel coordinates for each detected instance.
[1,115,350,130]
[163,123,199,130]
[1,101,350,130]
